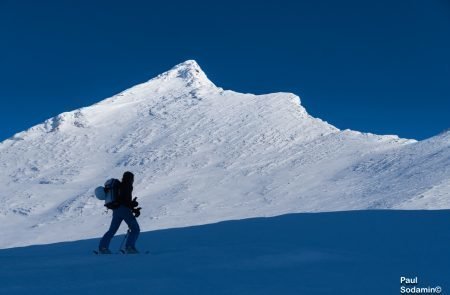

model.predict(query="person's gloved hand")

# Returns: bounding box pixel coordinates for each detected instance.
[132,207,142,218]
[131,197,139,208]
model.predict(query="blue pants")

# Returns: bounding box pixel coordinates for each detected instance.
[99,205,140,249]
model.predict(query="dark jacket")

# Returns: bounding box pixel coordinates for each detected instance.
[119,182,133,208]
[119,171,134,208]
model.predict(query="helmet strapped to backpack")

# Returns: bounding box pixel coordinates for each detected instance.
[95,178,121,209]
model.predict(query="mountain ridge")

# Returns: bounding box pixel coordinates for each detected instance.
[0,60,448,248]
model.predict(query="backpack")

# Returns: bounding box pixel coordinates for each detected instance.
[94,178,121,209]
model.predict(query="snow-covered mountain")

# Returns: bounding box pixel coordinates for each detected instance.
[0,60,448,248]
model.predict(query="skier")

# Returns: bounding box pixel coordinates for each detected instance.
[98,171,141,254]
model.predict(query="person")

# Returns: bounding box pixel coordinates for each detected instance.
[98,171,141,254]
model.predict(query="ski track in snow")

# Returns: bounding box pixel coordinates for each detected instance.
[0,60,448,248]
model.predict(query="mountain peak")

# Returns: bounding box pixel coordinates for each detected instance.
[154,59,216,89]
[174,59,202,72]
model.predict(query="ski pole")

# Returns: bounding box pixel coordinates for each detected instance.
[120,229,131,251]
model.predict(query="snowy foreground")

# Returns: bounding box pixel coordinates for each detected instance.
[1,210,449,295]
[0,60,449,248]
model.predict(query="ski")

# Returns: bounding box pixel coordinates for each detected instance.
[93,250,120,255]
[93,249,149,255]
[120,249,150,255]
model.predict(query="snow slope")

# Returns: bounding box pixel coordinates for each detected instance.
[0,60,449,248]
[1,210,449,295]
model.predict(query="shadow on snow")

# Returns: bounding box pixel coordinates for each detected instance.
[0,210,449,295]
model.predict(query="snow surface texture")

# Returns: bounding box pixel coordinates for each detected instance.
[1,210,449,295]
[0,60,449,248]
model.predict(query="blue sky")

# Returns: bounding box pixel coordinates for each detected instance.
[0,0,449,141]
